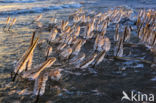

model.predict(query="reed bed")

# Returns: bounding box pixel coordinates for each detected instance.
[2,7,155,103]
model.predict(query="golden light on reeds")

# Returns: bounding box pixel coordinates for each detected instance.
[13,37,39,81]
[10,7,156,102]
[3,17,11,30]
[34,14,42,22]
[6,18,16,30]
[94,51,106,66]
[80,53,97,69]
[29,57,56,80]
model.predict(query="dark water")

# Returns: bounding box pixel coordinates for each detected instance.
[0,0,156,103]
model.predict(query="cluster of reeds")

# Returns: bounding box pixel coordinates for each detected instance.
[137,9,156,50]
[6,7,155,102]
[3,17,16,31]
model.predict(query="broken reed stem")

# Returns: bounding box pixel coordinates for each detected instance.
[123,43,145,47]
[112,42,145,47]
[34,88,41,103]
[113,56,154,64]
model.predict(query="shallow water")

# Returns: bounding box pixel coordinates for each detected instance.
[0,0,156,103]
